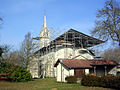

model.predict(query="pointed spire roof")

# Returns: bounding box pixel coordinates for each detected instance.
[43,12,47,29]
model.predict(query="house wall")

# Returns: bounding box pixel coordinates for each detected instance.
[56,62,61,82]
[85,69,89,75]
[56,62,74,82]
[57,64,90,82]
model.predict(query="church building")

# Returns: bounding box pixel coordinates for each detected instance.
[27,14,105,78]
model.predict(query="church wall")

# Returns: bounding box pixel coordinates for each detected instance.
[27,57,39,78]
[108,66,117,76]
[39,49,55,77]
[74,48,94,59]
[55,46,74,60]
[28,46,94,78]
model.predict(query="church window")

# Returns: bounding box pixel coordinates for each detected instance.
[79,50,88,54]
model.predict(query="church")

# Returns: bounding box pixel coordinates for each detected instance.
[27,14,109,78]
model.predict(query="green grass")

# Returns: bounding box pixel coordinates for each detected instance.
[0,78,112,90]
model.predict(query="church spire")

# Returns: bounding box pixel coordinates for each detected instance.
[40,11,50,49]
[43,11,47,30]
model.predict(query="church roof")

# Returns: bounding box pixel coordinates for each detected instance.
[34,29,104,55]
[51,29,105,48]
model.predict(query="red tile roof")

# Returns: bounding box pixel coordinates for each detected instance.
[54,59,92,68]
[89,60,117,65]
[54,59,117,69]
[62,59,92,68]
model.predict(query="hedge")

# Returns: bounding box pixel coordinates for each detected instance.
[65,76,77,84]
[81,74,120,89]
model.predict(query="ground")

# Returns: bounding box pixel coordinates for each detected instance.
[0,78,112,90]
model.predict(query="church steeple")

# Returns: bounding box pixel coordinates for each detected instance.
[43,12,47,31]
[40,12,50,49]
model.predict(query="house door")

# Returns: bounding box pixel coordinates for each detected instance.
[74,69,85,78]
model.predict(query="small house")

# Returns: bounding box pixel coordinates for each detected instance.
[54,59,117,82]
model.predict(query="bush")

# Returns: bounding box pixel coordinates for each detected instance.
[81,74,100,86]
[65,76,77,84]
[81,74,120,89]
[10,67,32,82]
[0,62,32,82]
[0,62,14,73]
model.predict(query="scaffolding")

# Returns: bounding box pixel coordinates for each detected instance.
[33,28,105,77]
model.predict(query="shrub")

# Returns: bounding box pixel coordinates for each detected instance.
[0,62,14,73]
[81,74,100,86]
[65,76,77,84]
[81,74,120,89]
[9,67,32,82]
[0,62,32,82]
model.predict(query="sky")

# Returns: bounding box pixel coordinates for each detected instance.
[0,0,108,50]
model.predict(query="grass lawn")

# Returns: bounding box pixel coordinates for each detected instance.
[0,78,112,90]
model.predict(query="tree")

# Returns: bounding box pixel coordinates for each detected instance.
[0,17,3,29]
[0,47,3,57]
[6,51,21,65]
[0,17,3,57]
[1,45,12,59]
[0,18,2,21]
[91,0,120,46]
[19,32,35,68]
[101,47,120,62]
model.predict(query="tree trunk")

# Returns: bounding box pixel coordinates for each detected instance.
[119,36,120,46]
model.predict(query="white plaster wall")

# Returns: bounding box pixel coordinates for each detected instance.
[74,48,94,59]
[85,69,89,75]
[56,62,74,82]
[69,69,74,76]
[57,63,61,82]
[55,47,74,59]
[27,57,39,78]
[40,51,55,77]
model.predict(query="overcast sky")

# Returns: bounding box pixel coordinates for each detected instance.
[0,0,108,50]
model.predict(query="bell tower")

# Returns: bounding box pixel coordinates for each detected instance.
[40,13,50,49]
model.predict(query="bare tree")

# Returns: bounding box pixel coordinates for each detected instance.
[102,47,120,63]
[19,32,35,68]
[91,0,120,46]
[0,45,12,60]
[0,17,3,29]
[0,18,2,21]
[5,51,20,65]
